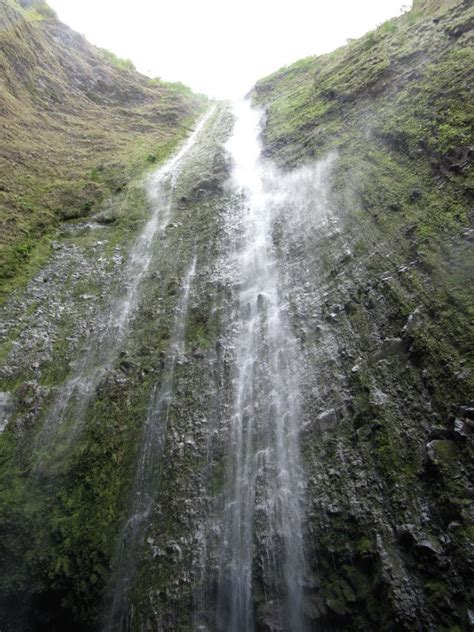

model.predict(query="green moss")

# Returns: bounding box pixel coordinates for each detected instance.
[0,0,208,301]
[356,536,374,555]
[18,0,57,19]
[99,48,136,71]
[431,439,459,463]
[424,579,450,605]
[374,428,402,480]
[0,348,156,627]
[186,305,219,350]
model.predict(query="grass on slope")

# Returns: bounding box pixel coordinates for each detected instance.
[253,0,473,352]
[254,0,473,168]
[252,0,474,512]
[0,0,208,300]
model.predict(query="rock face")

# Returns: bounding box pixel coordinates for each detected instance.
[413,0,463,14]
[250,0,473,629]
[0,392,13,431]
[0,1,472,631]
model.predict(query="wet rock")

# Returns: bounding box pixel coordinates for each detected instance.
[398,523,418,547]
[15,381,41,407]
[453,417,468,438]
[403,306,424,334]
[167,279,179,295]
[344,299,357,315]
[356,424,373,441]
[460,405,474,420]
[380,337,405,357]
[318,408,337,430]
[416,538,442,557]
[428,425,452,440]
[441,146,473,174]
[258,599,288,632]
[0,392,13,432]
[119,359,136,374]
[370,388,390,406]
[468,609,474,627]
[425,439,459,467]
[388,202,401,212]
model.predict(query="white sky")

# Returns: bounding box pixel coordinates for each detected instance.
[47,0,412,99]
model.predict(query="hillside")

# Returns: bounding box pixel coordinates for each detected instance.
[251,0,473,628]
[0,0,207,296]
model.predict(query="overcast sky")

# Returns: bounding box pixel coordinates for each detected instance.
[47,0,412,99]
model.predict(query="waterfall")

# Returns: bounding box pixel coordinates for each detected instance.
[215,100,308,632]
[104,256,197,632]
[32,108,214,469]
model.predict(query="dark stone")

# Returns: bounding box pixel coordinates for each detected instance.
[119,360,136,374]
[381,337,406,357]
[409,187,422,202]
[460,405,474,420]
[428,425,452,440]
[440,146,473,175]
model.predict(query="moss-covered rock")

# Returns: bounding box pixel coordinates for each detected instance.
[252,0,473,628]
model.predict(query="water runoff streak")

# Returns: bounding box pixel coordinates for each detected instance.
[33,108,213,466]
[104,256,196,632]
[216,101,308,631]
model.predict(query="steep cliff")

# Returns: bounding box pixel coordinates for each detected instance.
[0,0,472,630]
[0,1,210,629]
[252,0,473,628]
[0,0,207,298]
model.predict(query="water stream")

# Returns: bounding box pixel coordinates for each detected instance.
[32,108,213,467]
[104,256,197,632]
[214,100,308,631]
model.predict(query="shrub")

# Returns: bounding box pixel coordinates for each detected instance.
[99,48,136,71]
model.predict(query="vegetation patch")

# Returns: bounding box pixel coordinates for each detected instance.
[0,0,208,301]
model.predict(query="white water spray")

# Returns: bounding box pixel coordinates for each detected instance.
[33,108,214,467]
[104,256,197,632]
[215,101,309,631]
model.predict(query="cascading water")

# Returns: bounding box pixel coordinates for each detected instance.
[32,108,213,467]
[215,100,309,631]
[105,256,197,632]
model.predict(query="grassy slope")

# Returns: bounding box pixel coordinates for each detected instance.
[253,0,473,627]
[254,0,473,388]
[0,0,207,298]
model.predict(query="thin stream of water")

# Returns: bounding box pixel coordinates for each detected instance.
[32,108,214,467]
[104,256,197,632]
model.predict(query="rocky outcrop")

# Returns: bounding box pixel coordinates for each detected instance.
[413,0,464,14]
[252,0,473,629]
